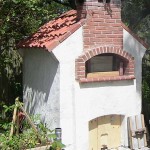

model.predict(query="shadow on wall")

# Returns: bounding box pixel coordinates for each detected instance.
[23,49,59,118]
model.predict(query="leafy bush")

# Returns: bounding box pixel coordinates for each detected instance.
[142,80,150,103]
[0,104,65,150]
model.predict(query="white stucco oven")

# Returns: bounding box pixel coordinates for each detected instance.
[18,0,149,149]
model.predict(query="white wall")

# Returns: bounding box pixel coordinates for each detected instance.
[74,80,138,150]
[22,26,83,150]
[22,26,146,150]
[123,29,147,113]
[52,27,84,150]
[52,28,146,150]
[23,48,60,129]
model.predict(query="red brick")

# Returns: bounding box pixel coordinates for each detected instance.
[107,47,111,53]
[84,29,90,34]
[93,14,100,18]
[113,31,123,34]
[84,40,91,45]
[96,47,100,55]
[76,62,85,67]
[84,37,90,42]
[77,71,85,75]
[95,26,107,30]
[76,66,85,71]
[89,50,95,57]
[84,45,90,50]
[82,55,88,61]
[85,51,91,59]
[84,33,95,37]
[104,15,112,19]
[77,75,85,79]
[93,30,102,34]
[92,22,99,26]
[79,78,88,83]
[112,15,121,19]
[101,39,113,42]
[93,49,97,55]
[106,34,116,38]
[102,31,113,34]
[90,38,102,42]
[92,18,104,22]
[86,78,93,82]
[98,47,102,53]
[113,38,122,42]
[95,34,106,38]
[111,8,121,12]
[105,19,116,23]
[76,58,84,62]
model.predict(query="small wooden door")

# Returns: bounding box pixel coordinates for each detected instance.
[89,115,121,150]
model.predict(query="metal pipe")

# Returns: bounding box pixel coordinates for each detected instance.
[55,128,62,141]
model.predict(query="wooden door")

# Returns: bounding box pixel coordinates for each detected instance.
[89,115,121,150]
[89,118,98,150]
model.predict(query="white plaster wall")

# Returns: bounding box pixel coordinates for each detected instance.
[22,26,146,150]
[71,31,147,150]
[23,48,60,129]
[74,80,138,150]
[123,29,147,102]
[52,28,146,150]
[52,27,84,150]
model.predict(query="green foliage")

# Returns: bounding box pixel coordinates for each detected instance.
[0,106,65,150]
[50,141,66,150]
[0,0,69,105]
[136,15,150,44]
[122,0,150,45]
[142,80,150,103]
[0,102,15,133]
[0,130,38,150]
[142,52,150,104]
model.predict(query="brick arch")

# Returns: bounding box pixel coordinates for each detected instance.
[75,46,135,82]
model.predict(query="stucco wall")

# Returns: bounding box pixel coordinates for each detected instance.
[22,26,146,150]
[23,48,60,129]
[123,29,147,97]
[52,28,146,150]
[52,27,83,150]
[74,80,138,150]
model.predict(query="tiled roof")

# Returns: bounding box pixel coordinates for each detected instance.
[18,10,85,51]
[18,10,149,51]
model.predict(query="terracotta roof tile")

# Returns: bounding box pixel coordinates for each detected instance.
[18,10,149,51]
[18,10,84,51]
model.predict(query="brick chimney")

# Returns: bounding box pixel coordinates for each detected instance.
[77,0,123,50]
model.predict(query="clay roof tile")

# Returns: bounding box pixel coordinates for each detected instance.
[17,10,82,51]
[18,10,148,51]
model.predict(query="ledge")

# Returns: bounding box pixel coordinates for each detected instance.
[79,75,135,83]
